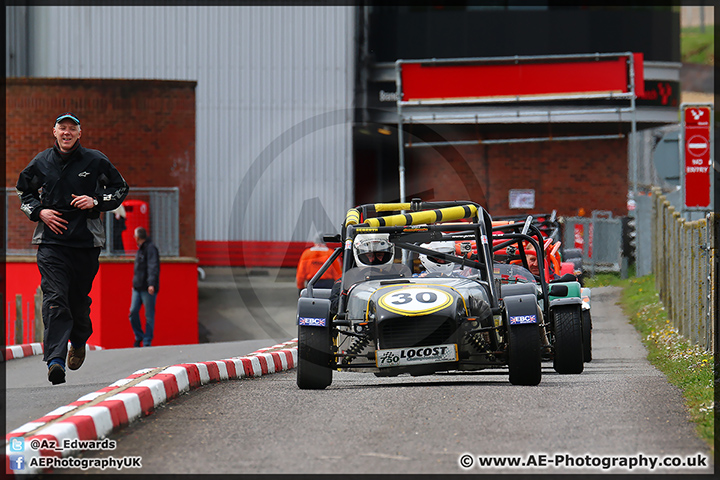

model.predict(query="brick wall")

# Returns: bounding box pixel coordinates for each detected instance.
[6,78,197,257]
[404,126,629,218]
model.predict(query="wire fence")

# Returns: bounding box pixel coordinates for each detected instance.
[652,187,716,353]
[561,211,623,274]
[5,187,179,257]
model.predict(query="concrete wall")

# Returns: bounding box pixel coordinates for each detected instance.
[681,6,714,27]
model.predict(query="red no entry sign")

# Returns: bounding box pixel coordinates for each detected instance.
[686,134,709,157]
[682,105,713,210]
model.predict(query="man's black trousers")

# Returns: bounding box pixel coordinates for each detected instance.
[37,244,101,364]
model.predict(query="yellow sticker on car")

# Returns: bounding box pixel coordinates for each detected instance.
[378,287,453,316]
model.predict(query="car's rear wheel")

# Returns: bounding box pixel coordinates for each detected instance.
[507,321,542,386]
[553,306,584,374]
[297,324,333,390]
[582,309,592,362]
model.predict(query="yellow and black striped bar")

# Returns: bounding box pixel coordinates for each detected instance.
[344,208,361,227]
[372,203,412,212]
[362,204,478,228]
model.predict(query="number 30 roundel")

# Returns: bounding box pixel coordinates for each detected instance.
[377,287,453,316]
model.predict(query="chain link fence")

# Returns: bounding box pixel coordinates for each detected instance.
[561,211,623,274]
[5,187,179,257]
[651,187,716,353]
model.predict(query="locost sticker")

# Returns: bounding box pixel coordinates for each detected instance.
[376,343,458,368]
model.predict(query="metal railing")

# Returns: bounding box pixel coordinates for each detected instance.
[652,187,716,353]
[562,211,623,274]
[4,187,179,257]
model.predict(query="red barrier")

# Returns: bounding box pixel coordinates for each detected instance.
[196,240,312,267]
[4,263,41,346]
[5,258,198,349]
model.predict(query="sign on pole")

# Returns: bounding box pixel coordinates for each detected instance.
[681,103,714,210]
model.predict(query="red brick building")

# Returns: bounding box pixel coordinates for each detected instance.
[402,125,629,218]
[5,78,198,349]
[5,78,197,257]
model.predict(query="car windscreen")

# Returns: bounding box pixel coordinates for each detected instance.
[341,264,412,291]
[493,263,536,284]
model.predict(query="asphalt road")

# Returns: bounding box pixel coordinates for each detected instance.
[56,287,713,475]
[6,267,299,434]
[197,267,299,343]
[4,339,288,434]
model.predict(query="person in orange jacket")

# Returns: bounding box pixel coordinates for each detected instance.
[296,236,342,295]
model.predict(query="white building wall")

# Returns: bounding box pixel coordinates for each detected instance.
[680,5,714,27]
[14,5,354,242]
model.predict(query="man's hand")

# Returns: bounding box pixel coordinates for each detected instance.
[70,194,96,210]
[148,286,156,295]
[39,209,68,234]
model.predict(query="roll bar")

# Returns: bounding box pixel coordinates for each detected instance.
[339,201,499,308]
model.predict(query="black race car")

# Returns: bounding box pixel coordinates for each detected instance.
[296,201,546,389]
[491,219,588,373]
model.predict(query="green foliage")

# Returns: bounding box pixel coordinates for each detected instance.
[584,264,635,288]
[682,26,714,65]
[619,275,714,453]
[584,272,623,288]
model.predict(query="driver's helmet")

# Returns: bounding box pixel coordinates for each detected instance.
[419,241,456,275]
[353,233,394,267]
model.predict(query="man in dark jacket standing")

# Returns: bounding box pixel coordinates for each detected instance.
[130,226,160,347]
[16,112,129,385]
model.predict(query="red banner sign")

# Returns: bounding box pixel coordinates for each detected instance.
[683,106,712,209]
[400,53,644,101]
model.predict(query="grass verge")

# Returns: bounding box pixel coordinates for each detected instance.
[681,25,714,65]
[586,272,714,453]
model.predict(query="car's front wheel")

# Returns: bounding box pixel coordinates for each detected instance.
[507,322,542,386]
[297,323,333,390]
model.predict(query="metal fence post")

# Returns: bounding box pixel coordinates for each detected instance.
[695,222,704,347]
[34,285,43,343]
[663,204,671,320]
[679,214,686,336]
[665,201,673,312]
[677,212,686,337]
[651,190,716,354]
[651,188,662,292]
[15,294,23,345]
[635,194,653,277]
[668,207,679,329]
[709,212,717,353]
[684,221,692,342]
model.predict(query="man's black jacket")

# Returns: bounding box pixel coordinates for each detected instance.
[133,240,160,292]
[16,142,129,248]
